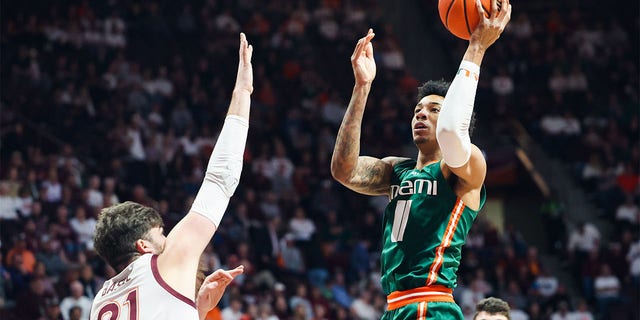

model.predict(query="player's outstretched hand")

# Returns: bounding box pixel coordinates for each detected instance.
[470,0,512,50]
[196,265,244,319]
[235,33,253,95]
[351,28,376,86]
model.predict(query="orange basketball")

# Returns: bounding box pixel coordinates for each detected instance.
[438,0,496,40]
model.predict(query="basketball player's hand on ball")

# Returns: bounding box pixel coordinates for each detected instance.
[470,0,511,49]
[196,265,244,315]
[351,29,376,86]
[234,33,253,95]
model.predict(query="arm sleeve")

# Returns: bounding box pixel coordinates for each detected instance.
[436,61,480,168]
[190,115,248,227]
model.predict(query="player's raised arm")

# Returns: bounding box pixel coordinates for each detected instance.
[437,0,511,188]
[158,33,253,300]
[331,29,401,196]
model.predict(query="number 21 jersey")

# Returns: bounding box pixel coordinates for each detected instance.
[90,254,199,320]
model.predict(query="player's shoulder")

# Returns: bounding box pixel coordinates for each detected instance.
[381,156,412,168]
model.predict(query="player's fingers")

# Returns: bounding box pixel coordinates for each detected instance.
[502,0,512,23]
[246,44,253,63]
[476,0,488,24]
[490,0,498,17]
[351,38,365,61]
[239,33,246,53]
[365,42,374,58]
[229,265,245,278]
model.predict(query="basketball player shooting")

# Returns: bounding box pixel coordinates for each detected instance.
[90,33,253,320]
[330,0,511,319]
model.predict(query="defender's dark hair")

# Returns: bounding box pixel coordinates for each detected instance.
[416,79,477,136]
[94,201,163,270]
[473,297,511,320]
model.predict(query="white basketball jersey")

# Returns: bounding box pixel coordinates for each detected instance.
[90,254,199,320]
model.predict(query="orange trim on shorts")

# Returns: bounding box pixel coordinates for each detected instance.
[387,285,455,311]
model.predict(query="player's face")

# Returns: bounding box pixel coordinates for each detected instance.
[474,312,509,320]
[412,95,444,145]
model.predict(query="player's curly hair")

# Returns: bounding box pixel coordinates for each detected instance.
[94,201,163,271]
[417,79,477,136]
[473,297,511,320]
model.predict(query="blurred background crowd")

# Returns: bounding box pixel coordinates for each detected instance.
[0,0,637,319]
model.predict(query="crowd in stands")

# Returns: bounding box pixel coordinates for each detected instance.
[1,0,637,319]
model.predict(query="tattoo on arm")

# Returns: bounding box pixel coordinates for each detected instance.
[349,157,391,195]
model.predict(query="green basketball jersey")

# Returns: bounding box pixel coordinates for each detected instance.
[380,159,486,294]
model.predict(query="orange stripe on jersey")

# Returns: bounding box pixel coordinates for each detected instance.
[417,301,427,320]
[426,198,465,286]
[387,285,454,310]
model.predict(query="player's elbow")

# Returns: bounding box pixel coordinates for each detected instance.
[330,162,348,185]
[436,129,472,168]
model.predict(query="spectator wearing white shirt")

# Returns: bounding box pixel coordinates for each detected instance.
[594,264,620,317]
[568,221,601,275]
[615,194,639,226]
[86,175,103,208]
[570,299,594,320]
[533,268,559,300]
[289,206,316,242]
[221,297,245,320]
[351,290,380,320]
[69,206,97,250]
[627,238,640,284]
[59,280,92,320]
[42,169,63,203]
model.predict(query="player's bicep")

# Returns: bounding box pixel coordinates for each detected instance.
[342,156,400,196]
[157,212,217,300]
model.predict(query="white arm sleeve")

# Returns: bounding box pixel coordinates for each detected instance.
[190,115,248,227]
[436,61,480,168]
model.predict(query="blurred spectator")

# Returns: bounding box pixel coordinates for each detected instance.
[593,264,620,317]
[69,206,97,251]
[59,280,91,320]
[289,283,314,320]
[221,296,245,320]
[13,277,54,319]
[350,289,380,320]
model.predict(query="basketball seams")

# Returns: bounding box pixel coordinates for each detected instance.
[439,0,492,40]
[462,0,472,38]
[445,0,456,30]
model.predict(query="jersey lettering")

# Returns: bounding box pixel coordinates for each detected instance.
[389,179,438,200]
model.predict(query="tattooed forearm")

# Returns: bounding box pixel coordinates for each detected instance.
[331,85,369,179]
[331,85,392,196]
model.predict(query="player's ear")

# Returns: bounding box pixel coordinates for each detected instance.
[135,239,154,254]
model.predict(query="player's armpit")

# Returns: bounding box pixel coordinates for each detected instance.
[157,212,218,300]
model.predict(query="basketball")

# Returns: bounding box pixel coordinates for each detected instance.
[438,0,497,40]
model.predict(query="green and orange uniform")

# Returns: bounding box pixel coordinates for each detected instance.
[381,159,486,320]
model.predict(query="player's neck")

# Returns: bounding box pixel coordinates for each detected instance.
[115,253,143,273]
[415,149,442,169]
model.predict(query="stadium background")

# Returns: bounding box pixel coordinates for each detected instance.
[0,0,638,319]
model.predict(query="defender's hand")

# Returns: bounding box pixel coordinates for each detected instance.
[351,29,376,86]
[196,265,244,316]
[234,33,253,95]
